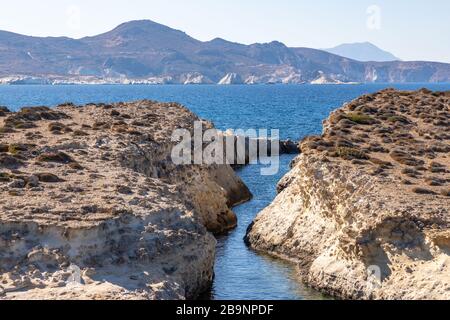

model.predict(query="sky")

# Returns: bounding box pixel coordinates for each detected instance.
[0,0,449,63]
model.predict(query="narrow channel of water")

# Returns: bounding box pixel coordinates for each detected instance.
[204,155,327,300]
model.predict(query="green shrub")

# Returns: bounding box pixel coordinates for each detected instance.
[336,147,369,160]
[412,187,436,195]
[0,172,11,182]
[387,115,409,124]
[345,112,374,125]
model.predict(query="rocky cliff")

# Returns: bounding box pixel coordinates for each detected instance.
[0,100,251,299]
[246,89,449,299]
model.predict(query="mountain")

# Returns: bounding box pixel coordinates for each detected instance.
[0,20,449,84]
[324,42,400,62]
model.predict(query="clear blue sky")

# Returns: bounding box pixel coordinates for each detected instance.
[1,0,449,62]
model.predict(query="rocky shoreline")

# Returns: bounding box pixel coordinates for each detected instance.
[1,89,448,300]
[246,89,450,300]
[0,100,251,299]
[0,74,356,86]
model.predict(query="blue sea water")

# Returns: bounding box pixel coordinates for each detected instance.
[1,83,449,300]
[3,83,450,140]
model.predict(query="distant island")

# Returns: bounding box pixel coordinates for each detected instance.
[324,42,401,62]
[1,20,449,85]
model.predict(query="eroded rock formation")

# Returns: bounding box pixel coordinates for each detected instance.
[246,89,450,300]
[0,100,251,299]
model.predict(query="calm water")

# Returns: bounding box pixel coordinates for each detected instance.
[1,83,450,300]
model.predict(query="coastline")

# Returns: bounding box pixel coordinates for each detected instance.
[1,86,449,300]
[0,78,362,86]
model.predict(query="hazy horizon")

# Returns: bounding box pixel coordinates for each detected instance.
[1,0,449,63]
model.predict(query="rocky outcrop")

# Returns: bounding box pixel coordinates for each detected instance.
[218,73,243,85]
[246,89,450,300]
[180,73,213,85]
[0,100,251,300]
[219,131,300,167]
[310,71,349,84]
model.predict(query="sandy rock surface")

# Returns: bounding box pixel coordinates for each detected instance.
[0,100,251,300]
[246,89,450,300]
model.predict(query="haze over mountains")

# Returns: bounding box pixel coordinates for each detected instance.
[0,20,449,84]
[324,42,401,62]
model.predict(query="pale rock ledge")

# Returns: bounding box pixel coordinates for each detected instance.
[0,100,251,300]
[246,89,450,300]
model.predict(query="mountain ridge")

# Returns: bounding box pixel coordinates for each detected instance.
[0,20,449,84]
